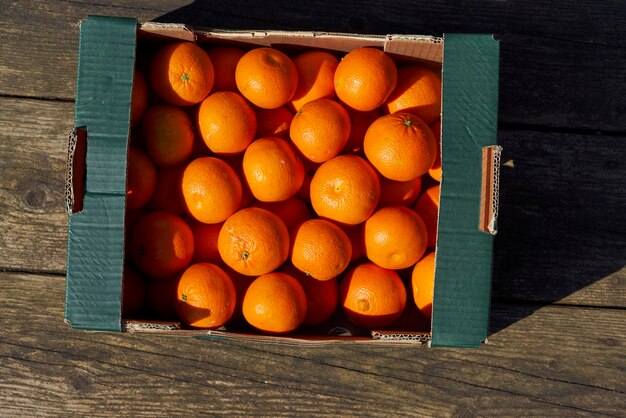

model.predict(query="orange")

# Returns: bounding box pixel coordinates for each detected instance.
[385,66,441,125]
[130,70,149,127]
[223,265,255,320]
[125,207,145,233]
[149,41,214,106]
[363,206,428,270]
[142,105,195,167]
[414,185,440,249]
[255,106,293,139]
[206,46,246,92]
[334,47,397,111]
[129,211,194,278]
[218,207,290,276]
[252,197,312,230]
[429,120,442,182]
[242,272,307,334]
[310,155,380,225]
[197,91,257,155]
[290,50,338,111]
[182,157,243,224]
[242,137,305,202]
[281,264,338,327]
[289,98,351,163]
[122,266,146,317]
[412,251,435,318]
[378,176,422,207]
[145,274,179,320]
[147,165,185,215]
[343,108,381,154]
[176,263,236,328]
[290,219,352,281]
[235,47,298,109]
[340,262,406,329]
[364,112,437,181]
[296,158,320,203]
[126,147,157,210]
[191,220,224,264]
[342,225,365,262]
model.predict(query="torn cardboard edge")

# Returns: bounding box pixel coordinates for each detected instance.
[65,127,87,214]
[480,145,503,235]
[122,320,431,345]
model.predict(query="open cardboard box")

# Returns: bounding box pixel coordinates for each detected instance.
[65,16,501,348]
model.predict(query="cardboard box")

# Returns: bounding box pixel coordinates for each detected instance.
[65,15,501,348]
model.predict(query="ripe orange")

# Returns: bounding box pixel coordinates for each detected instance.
[149,41,214,106]
[235,47,298,109]
[130,70,149,127]
[342,225,365,262]
[206,46,246,92]
[147,165,185,215]
[255,106,293,139]
[218,207,290,276]
[378,176,422,207]
[343,108,381,154]
[414,185,440,249]
[310,155,380,225]
[281,263,338,327]
[364,206,428,270]
[142,105,194,167]
[191,220,223,264]
[252,197,312,230]
[122,266,146,317]
[182,157,243,224]
[334,47,397,111]
[364,112,437,181]
[242,272,307,334]
[290,50,338,111]
[197,91,257,155]
[129,211,194,278]
[385,66,441,125]
[340,262,406,329]
[145,274,179,320]
[290,219,352,281]
[242,137,305,202]
[429,120,442,182]
[126,147,157,210]
[176,263,236,328]
[412,252,435,318]
[290,99,351,163]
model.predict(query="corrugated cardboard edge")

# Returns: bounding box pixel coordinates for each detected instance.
[480,145,503,235]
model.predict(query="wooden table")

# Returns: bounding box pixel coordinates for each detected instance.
[1,1,625,416]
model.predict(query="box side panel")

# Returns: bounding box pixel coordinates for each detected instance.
[431,34,500,348]
[65,16,137,331]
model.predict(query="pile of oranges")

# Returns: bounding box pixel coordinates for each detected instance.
[123,40,442,335]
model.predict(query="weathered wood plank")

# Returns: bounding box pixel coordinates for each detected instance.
[1,94,624,307]
[494,129,626,307]
[0,98,71,274]
[3,1,626,130]
[0,272,624,416]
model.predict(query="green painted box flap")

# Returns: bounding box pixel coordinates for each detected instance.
[431,34,500,348]
[65,16,137,331]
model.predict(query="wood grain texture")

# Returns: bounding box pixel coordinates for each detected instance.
[0,97,71,274]
[494,128,626,307]
[0,271,624,417]
[3,1,626,130]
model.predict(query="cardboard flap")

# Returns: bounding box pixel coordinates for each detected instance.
[65,16,137,331]
[431,34,500,348]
